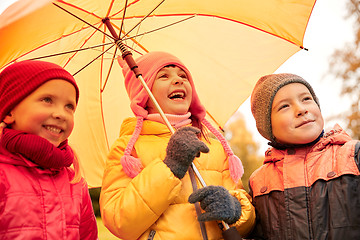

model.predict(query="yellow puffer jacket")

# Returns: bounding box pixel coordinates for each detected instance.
[100,117,255,240]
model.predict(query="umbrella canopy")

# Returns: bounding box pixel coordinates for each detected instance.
[0,0,316,187]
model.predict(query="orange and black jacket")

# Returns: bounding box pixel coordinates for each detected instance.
[247,125,360,240]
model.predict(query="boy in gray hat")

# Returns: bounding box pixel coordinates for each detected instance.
[246,73,360,240]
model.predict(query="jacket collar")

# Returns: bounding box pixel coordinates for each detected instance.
[264,124,352,164]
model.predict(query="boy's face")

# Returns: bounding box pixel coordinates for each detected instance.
[146,66,192,115]
[7,79,77,147]
[271,83,323,145]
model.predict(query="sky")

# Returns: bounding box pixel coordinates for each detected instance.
[236,0,355,153]
[0,0,17,12]
[0,0,355,154]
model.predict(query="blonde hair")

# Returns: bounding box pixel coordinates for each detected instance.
[69,149,84,184]
[0,122,6,136]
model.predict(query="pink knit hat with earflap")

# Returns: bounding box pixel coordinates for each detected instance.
[118,51,243,182]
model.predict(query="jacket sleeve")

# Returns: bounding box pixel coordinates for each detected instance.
[221,157,256,238]
[228,187,256,237]
[79,181,99,240]
[355,141,360,170]
[100,137,182,240]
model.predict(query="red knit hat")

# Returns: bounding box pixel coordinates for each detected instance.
[0,60,79,122]
[118,52,244,183]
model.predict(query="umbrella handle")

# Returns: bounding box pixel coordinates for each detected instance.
[138,70,231,231]
[190,164,230,230]
[126,56,231,231]
[137,74,231,233]
[138,66,231,231]
[137,75,230,231]
[103,16,174,134]
[103,17,175,134]
[136,76,227,228]
[108,26,230,230]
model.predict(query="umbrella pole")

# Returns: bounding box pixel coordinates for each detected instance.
[134,64,231,232]
[136,74,175,135]
[123,53,230,231]
[120,46,212,189]
[103,17,231,232]
[118,48,211,186]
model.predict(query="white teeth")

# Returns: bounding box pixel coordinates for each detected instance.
[45,126,62,134]
[169,92,185,98]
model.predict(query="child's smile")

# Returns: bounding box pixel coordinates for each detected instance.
[147,65,192,115]
[271,83,324,144]
[295,119,315,128]
[42,124,65,141]
[168,90,186,100]
[44,124,63,134]
[7,79,77,147]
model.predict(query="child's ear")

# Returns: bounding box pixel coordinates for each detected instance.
[3,113,14,125]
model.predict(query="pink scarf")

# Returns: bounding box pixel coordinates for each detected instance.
[1,128,73,169]
[146,112,192,129]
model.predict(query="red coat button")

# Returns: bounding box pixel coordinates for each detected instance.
[260,186,267,193]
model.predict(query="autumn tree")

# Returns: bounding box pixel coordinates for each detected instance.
[329,0,360,139]
[224,112,263,192]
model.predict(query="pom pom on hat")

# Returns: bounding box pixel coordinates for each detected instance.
[250,73,320,141]
[120,155,143,178]
[0,60,79,122]
[120,116,144,177]
[202,119,244,183]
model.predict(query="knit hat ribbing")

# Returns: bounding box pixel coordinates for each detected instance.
[250,73,320,141]
[118,51,243,182]
[0,60,79,122]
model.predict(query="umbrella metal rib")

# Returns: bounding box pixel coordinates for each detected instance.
[51,1,236,231]
[52,1,213,191]
[121,45,231,231]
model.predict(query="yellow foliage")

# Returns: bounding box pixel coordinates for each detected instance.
[224,113,263,192]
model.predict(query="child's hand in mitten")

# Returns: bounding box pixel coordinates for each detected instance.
[188,185,241,225]
[164,126,209,179]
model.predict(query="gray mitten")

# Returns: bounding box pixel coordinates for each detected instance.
[164,126,209,179]
[188,185,241,225]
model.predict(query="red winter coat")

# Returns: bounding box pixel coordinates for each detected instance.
[0,147,98,239]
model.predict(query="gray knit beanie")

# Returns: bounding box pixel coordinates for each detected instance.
[250,73,320,142]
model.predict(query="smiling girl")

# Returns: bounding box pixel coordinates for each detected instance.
[100,51,255,240]
[0,60,98,239]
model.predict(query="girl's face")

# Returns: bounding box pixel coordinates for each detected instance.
[7,79,77,147]
[147,66,192,115]
[271,83,324,145]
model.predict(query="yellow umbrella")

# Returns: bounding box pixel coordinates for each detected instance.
[0,0,316,187]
